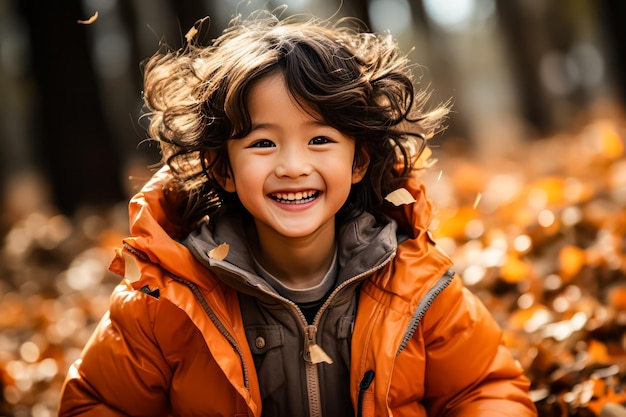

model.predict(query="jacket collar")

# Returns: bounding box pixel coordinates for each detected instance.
[183,210,398,298]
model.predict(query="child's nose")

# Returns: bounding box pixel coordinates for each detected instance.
[275,147,313,178]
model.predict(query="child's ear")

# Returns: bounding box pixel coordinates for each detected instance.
[204,151,236,192]
[351,149,370,184]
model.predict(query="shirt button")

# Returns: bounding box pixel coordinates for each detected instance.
[255,336,266,349]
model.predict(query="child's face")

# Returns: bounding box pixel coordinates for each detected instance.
[223,73,367,243]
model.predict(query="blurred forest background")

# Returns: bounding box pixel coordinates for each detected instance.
[0,0,625,416]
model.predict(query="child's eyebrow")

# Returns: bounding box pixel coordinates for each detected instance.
[249,120,332,132]
[249,122,274,131]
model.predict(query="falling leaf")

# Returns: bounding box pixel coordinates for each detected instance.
[185,26,198,43]
[208,243,229,261]
[77,11,98,25]
[473,192,482,209]
[184,16,209,43]
[384,188,416,206]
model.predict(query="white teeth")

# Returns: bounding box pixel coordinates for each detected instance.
[272,190,317,203]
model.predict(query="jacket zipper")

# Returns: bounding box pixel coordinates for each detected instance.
[353,269,453,417]
[301,253,395,417]
[123,244,251,390]
[396,269,455,355]
[310,254,395,326]
[171,276,251,389]
[304,325,322,417]
[233,252,396,417]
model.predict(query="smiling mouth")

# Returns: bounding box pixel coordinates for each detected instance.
[270,190,320,204]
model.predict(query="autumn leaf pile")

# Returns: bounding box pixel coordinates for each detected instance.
[425,118,626,416]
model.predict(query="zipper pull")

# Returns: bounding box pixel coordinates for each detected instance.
[357,371,375,417]
[303,325,334,364]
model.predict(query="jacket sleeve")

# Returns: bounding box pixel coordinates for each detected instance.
[420,276,537,416]
[58,281,172,417]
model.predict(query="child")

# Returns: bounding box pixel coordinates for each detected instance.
[59,10,537,417]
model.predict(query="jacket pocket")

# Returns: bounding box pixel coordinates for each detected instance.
[245,325,285,398]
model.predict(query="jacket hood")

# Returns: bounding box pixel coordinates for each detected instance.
[112,166,213,284]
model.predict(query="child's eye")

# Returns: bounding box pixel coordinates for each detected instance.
[249,139,275,148]
[309,136,333,145]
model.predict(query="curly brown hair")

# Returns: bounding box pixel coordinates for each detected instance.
[142,10,449,230]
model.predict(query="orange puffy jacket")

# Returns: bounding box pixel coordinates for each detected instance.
[59,167,537,416]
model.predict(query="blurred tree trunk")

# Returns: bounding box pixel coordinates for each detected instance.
[599,0,626,107]
[18,0,124,214]
[495,0,554,134]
